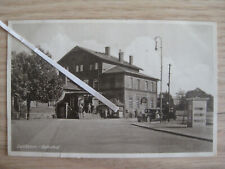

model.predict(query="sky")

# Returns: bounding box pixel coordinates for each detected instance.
[9,20,217,96]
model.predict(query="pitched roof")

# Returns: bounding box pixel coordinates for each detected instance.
[58,46,142,71]
[186,88,212,98]
[103,66,159,81]
[63,81,87,93]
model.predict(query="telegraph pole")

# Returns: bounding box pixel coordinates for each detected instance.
[154,36,163,122]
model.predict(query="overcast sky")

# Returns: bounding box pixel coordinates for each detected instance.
[9,20,217,96]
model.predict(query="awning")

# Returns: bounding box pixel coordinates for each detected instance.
[56,91,76,104]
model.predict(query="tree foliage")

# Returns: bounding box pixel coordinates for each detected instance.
[175,90,186,110]
[11,49,63,118]
[157,92,174,108]
[175,88,214,111]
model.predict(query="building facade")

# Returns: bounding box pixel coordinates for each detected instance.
[57,46,158,117]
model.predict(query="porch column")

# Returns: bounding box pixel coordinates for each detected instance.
[66,102,68,119]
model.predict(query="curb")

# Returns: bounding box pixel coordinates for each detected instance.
[131,123,213,142]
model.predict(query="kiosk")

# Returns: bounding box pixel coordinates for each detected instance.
[186,97,208,127]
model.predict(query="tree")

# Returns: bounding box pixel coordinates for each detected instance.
[157,92,176,120]
[11,49,63,119]
[175,90,186,110]
[157,92,174,108]
[175,88,214,112]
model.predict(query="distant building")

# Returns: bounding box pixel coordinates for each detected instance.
[57,46,158,118]
[186,88,213,112]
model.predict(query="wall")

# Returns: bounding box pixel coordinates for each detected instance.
[192,100,207,126]
[124,89,157,113]
[60,49,101,87]
[124,75,157,92]
[100,73,124,90]
[100,73,124,103]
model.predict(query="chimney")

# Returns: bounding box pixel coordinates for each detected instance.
[129,55,133,65]
[119,50,124,63]
[105,46,110,56]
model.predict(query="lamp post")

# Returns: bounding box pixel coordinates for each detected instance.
[154,36,163,122]
[168,64,171,117]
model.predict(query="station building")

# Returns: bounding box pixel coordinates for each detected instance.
[57,46,158,117]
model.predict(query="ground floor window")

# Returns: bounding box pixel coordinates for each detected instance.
[136,96,140,109]
[149,98,154,108]
[129,96,133,109]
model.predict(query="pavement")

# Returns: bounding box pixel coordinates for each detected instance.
[11,119,213,153]
[131,120,213,142]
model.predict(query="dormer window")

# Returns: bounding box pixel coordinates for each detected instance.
[95,62,98,70]
[75,65,79,72]
[89,64,93,71]
[80,65,83,72]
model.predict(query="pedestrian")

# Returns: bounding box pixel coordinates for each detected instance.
[105,109,108,118]
[88,103,92,114]
[79,103,84,118]
[156,110,160,119]
[125,110,129,119]
[141,109,145,122]
[135,110,137,118]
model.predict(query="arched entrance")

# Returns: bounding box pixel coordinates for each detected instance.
[141,97,148,109]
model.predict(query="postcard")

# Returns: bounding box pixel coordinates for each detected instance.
[7,20,217,158]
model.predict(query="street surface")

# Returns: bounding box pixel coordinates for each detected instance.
[11,119,212,153]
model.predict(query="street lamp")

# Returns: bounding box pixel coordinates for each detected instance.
[154,36,163,122]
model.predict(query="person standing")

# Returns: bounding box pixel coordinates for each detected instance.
[79,103,84,118]
[88,103,92,114]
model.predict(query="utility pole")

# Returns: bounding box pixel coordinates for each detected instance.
[154,36,163,122]
[168,64,171,113]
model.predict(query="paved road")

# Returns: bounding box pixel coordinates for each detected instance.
[11,119,212,153]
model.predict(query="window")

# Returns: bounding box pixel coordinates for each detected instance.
[152,98,154,108]
[130,77,133,89]
[141,97,148,104]
[89,64,93,71]
[150,81,154,92]
[194,113,204,117]
[94,62,98,70]
[93,79,98,89]
[75,65,79,72]
[80,65,83,72]
[194,120,204,123]
[195,107,204,110]
[137,79,140,90]
[129,96,133,109]
[136,96,140,109]
[145,81,148,91]
[149,98,154,108]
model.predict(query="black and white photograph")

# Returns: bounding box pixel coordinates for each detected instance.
[7,20,217,158]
